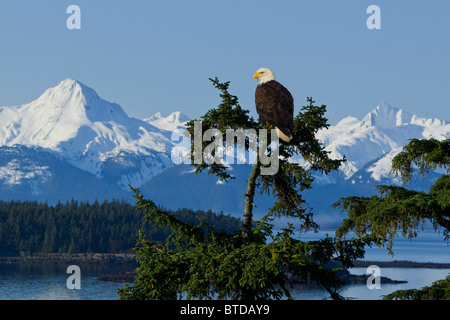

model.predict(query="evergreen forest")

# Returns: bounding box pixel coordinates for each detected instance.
[0,200,241,256]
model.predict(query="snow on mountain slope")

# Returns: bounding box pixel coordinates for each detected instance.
[365,148,403,183]
[140,102,449,227]
[0,79,185,189]
[145,111,189,132]
[0,145,129,203]
[360,101,413,128]
[1,77,448,208]
[0,79,127,148]
[316,102,450,183]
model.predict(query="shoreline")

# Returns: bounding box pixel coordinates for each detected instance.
[1,253,448,285]
[1,253,449,269]
[352,260,450,269]
[0,253,138,266]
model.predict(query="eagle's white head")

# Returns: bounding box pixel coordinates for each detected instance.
[253,67,275,85]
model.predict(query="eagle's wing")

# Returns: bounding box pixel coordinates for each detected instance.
[255,81,294,138]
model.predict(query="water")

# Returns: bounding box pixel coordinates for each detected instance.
[290,230,450,299]
[289,267,450,300]
[0,231,448,300]
[299,229,450,263]
[0,263,131,300]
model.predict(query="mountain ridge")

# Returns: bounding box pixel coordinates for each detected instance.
[316,101,449,182]
[0,78,178,189]
[0,79,448,227]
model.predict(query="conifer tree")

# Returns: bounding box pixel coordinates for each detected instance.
[334,138,450,252]
[118,78,366,300]
[333,138,450,300]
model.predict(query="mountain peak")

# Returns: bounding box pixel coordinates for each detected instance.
[375,100,393,111]
[145,111,190,132]
[59,77,81,86]
[361,101,413,128]
[0,79,179,189]
[0,79,134,150]
[32,78,128,123]
[167,111,190,123]
[36,78,100,106]
[147,111,189,123]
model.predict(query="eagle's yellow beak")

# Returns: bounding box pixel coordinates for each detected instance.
[253,72,261,79]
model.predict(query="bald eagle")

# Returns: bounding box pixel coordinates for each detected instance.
[253,68,294,142]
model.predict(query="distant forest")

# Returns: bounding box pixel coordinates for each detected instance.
[0,200,242,256]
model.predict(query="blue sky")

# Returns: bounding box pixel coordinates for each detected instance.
[0,1,449,125]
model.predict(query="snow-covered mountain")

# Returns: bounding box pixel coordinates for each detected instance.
[0,79,188,191]
[316,101,450,185]
[144,111,190,133]
[0,79,448,227]
[141,101,450,227]
[0,145,127,203]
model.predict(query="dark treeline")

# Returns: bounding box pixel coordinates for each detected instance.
[0,200,242,256]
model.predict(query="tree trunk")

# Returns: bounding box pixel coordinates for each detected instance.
[242,158,260,238]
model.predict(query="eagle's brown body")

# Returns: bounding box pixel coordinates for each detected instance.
[255,79,294,142]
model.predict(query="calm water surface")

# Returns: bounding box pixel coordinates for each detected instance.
[0,263,131,300]
[1,231,448,300]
